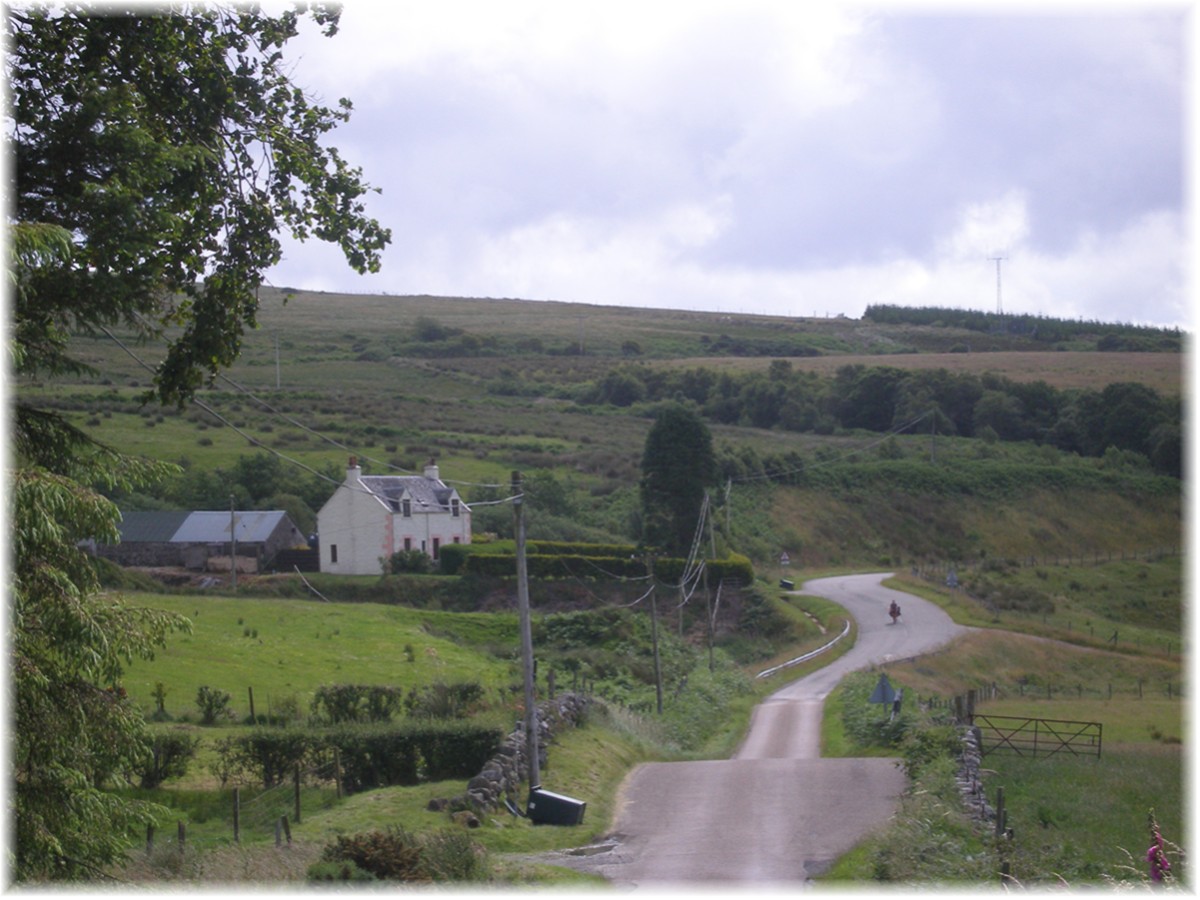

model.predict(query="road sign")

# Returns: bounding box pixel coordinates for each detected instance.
[868,673,896,705]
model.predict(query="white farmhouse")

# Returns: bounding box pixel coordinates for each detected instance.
[317,457,471,574]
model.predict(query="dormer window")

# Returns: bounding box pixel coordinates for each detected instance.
[451,498,460,518]
[402,498,411,518]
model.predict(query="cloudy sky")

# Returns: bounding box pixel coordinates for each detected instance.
[266,1,1193,328]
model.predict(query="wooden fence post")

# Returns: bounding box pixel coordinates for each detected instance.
[994,787,1006,839]
[281,815,292,845]
[233,787,240,844]
[248,686,255,723]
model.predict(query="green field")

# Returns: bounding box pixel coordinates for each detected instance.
[120,594,522,720]
[18,294,1186,886]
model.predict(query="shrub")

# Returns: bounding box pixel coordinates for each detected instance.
[404,681,485,720]
[316,828,426,882]
[313,827,490,884]
[311,684,403,724]
[195,685,232,725]
[138,732,201,788]
[215,728,315,788]
[389,549,433,574]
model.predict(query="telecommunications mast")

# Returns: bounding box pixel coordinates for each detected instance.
[988,256,1007,314]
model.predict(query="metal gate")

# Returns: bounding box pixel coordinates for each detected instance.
[973,714,1103,759]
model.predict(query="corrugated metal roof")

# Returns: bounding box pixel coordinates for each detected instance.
[113,510,295,544]
[116,511,192,543]
[173,510,294,544]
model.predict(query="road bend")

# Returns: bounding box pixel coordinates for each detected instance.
[551,572,969,888]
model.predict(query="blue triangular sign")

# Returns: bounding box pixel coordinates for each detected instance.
[868,674,896,704]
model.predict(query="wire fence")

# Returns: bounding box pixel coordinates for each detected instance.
[912,545,1180,583]
[146,759,342,853]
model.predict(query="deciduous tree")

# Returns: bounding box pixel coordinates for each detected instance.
[7,4,390,880]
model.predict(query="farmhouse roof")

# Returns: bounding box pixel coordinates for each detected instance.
[359,475,460,512]
[115,510,296,544]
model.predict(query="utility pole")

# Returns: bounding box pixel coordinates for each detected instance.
[643,552,664,715]
[705,491,717,672]
[511,471,540,788]
[988,256,1007,315]
[229,495,237,592]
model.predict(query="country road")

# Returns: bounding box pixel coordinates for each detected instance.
[543,572,969,887]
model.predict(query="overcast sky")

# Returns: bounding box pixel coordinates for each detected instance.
[266,1,1193,329]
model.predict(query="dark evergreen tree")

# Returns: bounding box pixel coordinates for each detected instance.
[639,403,717,556]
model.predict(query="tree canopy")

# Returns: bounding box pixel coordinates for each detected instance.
[8,3,390,409]
[639,402,717,556]
[7,4,390,881]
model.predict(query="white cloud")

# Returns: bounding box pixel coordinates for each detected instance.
[266,3,1190,329]
[936,191,1031,262]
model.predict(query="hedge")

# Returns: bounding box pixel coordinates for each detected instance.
[462,552,753,583]
[219,723,505,793]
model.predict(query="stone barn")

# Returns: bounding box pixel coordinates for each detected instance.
[95,509,303,572]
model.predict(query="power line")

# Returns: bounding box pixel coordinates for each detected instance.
[730,409,934,485]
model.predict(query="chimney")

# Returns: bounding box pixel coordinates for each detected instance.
[348,455,361,479]
[424,457,440,481]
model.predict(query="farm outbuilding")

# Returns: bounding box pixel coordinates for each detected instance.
[94,509,303,572]
[316,457,471,575]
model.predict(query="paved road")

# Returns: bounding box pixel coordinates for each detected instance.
[547,572,969,887]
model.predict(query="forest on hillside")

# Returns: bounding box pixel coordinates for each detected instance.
[863,304,1184,351]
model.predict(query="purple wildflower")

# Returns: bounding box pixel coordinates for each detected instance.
[1146,813,1171,883]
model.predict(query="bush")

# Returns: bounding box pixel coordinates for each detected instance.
[214,728,315,788]
[312,827,490,884]
[838,671,910,749]
[138,732,201,788]
[404,681,485,720]
[195,685,231,725]
[316,828,426,882]
[389,549,433,574]
[311,684,403,724]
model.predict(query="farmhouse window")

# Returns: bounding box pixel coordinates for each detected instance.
[330,544,338,564]
[433,537,440,560]
[402,498,411,517]
[451,499,460,518]
[404,537,412,552]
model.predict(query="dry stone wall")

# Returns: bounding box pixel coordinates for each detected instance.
[430,692,591,823]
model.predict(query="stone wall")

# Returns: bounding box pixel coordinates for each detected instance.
[957,725,997,827]
[430,692,591,823]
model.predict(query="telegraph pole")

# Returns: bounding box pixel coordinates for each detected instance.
[229,495,237,592]
[643,552,664,715]
[511,471,540,788]
[988,256,1007,314]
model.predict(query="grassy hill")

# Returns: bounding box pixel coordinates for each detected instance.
[21,291,1184,566]
[18,293,1186,887]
